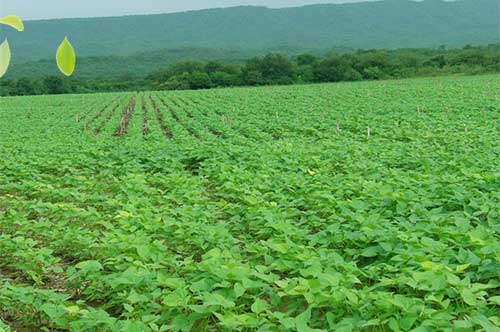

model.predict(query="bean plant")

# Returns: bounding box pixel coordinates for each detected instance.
[0,75,498,331]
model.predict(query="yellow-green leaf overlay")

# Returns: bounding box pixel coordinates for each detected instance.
[0,39,11,78]
[56,37,76,76]
[0,15,24,31]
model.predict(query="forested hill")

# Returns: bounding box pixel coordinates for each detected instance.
[3,0,499,62]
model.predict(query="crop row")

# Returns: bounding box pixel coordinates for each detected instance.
[0,75,498,332]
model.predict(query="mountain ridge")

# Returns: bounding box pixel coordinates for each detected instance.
[2,0,498,62]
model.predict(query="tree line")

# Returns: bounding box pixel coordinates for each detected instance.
[1,44,498,96]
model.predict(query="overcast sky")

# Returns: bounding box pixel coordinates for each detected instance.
[1,0,374,20]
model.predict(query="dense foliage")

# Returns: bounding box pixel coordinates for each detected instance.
[3,0,498,62]
[5,48,261,81]
[1,44,499,96]
[0,75,499,331]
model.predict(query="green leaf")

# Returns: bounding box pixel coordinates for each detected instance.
[251,299,269,314]
[163,288,189,307]
[202,292,235,308]
[40,304,65,319]
[157,273,185,289]
[472,315,500,332]
[399,315,417,330]
[461,288,478,306]
[0,319,11,332]
[0,15,24,31]
[123,304,134,312]
[488,296,500,305]
[0,39,11,78]
[360,246,379,257]
[214,312,259,329]
[51,265,64,273]
[168,314,192,331]
[295,307,325,332]
[75,260,103,273]
[234,282,246,298]
[127,290,148,304]
[388,318,400,332]
[56,37,76,76]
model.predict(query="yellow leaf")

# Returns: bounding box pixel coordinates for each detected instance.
[0,39,11,78]
[56,37,76,76]
[455,264,471,273]
[0,15,24,31]
[274,280,289,289]
[64,305,81,314]
[421,261,437,271]
[307,169,316,176]
[114,211,132,219]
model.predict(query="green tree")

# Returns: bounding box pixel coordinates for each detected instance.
[313,55,361,82]
[296,53,318,66]
[43,76,67,94]
[188,71,212,89]
[242,54,295,85]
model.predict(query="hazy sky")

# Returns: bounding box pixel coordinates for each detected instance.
[1,0,374,20]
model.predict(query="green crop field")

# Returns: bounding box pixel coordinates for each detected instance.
[0,75,499,332]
